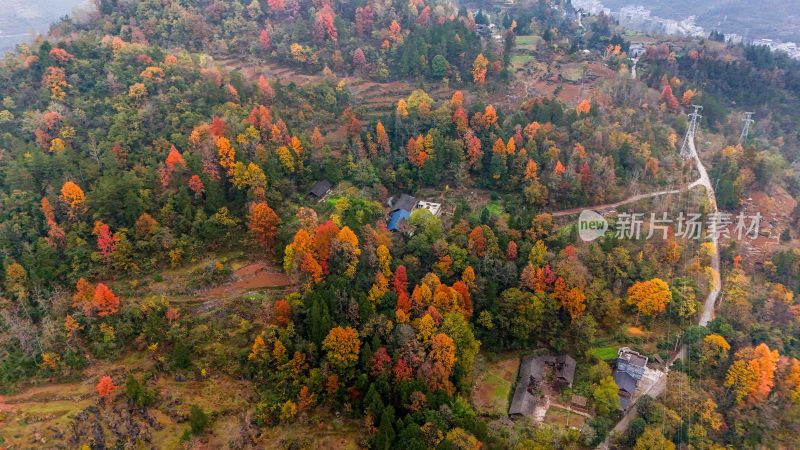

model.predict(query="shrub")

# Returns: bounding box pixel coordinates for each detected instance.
[189,404,209,434]
[125,374,156,407]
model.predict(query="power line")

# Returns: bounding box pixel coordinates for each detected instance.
[739,112,754,142]
[679,105,703,159]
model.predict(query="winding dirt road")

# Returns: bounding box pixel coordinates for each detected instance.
[551,134,721,324]
[687,136,722,325]
[592,130,721,449]
[550,187,684,218]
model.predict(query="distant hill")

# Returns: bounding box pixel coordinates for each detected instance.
[0,0,89,52]
[601,0,800,42]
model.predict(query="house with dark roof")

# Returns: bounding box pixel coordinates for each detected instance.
[509,355,543,417]
[508,354,577,418]
[613,347,648,410]
[614,371,639,411]
[392,194,418,212]
[387,194,417,232]
[549,355,577,387]
[307,180,332,201]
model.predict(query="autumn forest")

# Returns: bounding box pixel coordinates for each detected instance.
[1,0,800,449]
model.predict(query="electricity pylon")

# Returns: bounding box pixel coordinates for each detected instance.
[739,112,754,142]
[679,105,703,158]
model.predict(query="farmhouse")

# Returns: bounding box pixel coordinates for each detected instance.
[387,196,442,232]
[629,42,646,58]
[509,354,576,418]
[307,180,332,201]
[387,194,417,232]
[613,347,648,410]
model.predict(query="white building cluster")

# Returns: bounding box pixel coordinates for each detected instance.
[614,6,705,38]
[751,39,800,60]
[571,1,800,60]
[570,0,610,16]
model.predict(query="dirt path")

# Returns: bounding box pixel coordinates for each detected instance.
[552,131,722,324]
[687,136,721,325]
[595,127,721,450]
[549,187,685,218]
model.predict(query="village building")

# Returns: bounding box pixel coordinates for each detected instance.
[387,194,417,232]
[387,196,442,232]
[415,201,442,216]
[509,355,576,418]
[613,347,648,410]
[307,180,332,201]
[629,42,645,58]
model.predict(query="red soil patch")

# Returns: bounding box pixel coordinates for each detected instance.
[203,261,293,298]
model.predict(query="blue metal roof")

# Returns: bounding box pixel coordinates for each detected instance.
[387,209,411,232]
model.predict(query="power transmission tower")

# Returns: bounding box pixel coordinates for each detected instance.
[739,112,754,142]
[679,105,703,158]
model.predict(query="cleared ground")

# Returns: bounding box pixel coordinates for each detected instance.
[471,353,519,417]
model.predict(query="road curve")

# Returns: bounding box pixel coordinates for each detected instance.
[688,136,722,325]
[548,136,721,325]
[595,132,721,450]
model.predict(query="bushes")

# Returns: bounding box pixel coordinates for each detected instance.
[171,341,192,370]
[124,373,156,407]
[181,404,210,441]
[187,260,232,291]
[189,404,209,434]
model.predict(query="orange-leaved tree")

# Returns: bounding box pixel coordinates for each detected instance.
[472,54,488,85]
[376,121,390,153]
[725,343,779,406]
[72,277,95,315]
[248,202,280,254]
[216,136,235,176]
[424,333,457,393]
[93,283,120,317]
[60,181,85,220]
[96,375,118,399]
[783,358,800,403]
[333,226,361,278]
[560,287,587,320]
[576,99,591,115]
[40,197,65,247]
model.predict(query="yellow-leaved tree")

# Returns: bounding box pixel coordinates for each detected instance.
[322,326,361,371]
[626,278,672,318]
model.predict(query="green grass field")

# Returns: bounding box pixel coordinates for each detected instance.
[590,346,618,361]
[511,54,535,67]
[516,35,540,47]
[544,406,587,428]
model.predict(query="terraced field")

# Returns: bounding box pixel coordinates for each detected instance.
[217,57,456,139]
